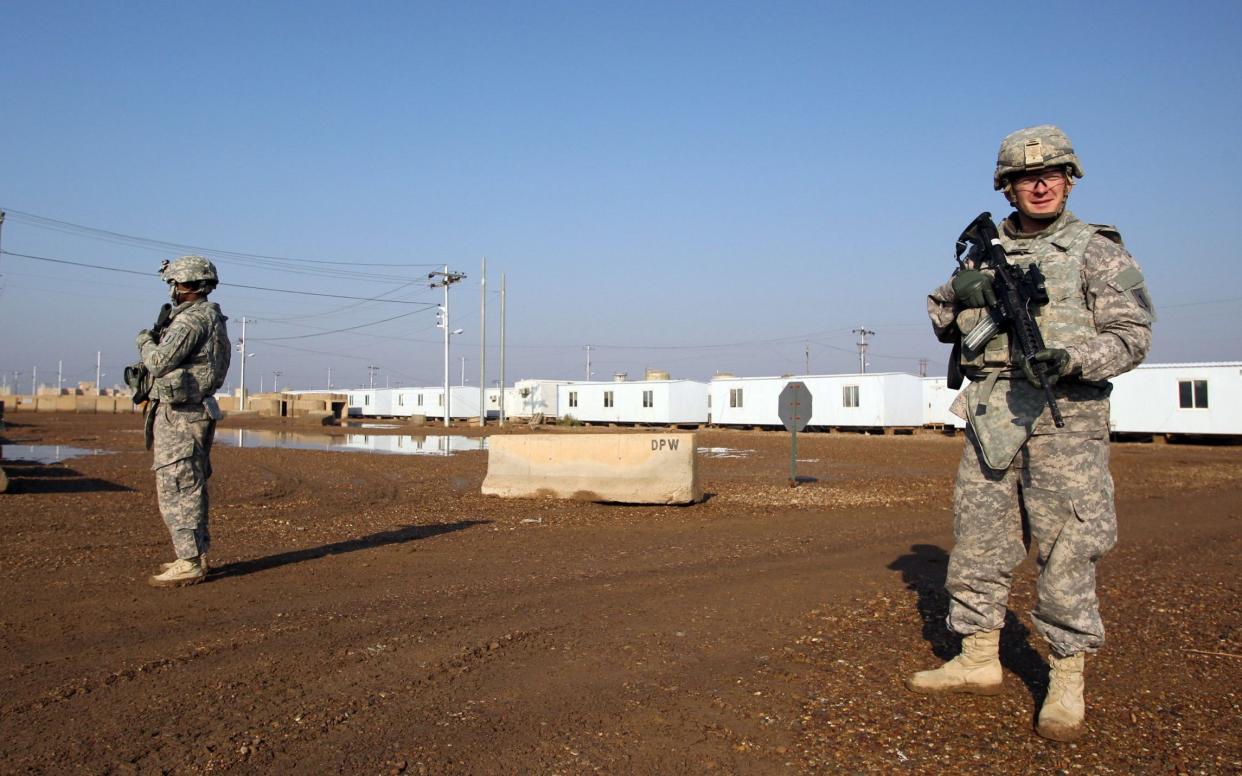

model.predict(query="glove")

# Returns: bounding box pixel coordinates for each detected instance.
[1021,348,1071,388]
[136,329,155,350]
[951,269,996,309]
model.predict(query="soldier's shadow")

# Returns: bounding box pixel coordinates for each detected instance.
[0,460,134,494]
[889,543,1046,702]
[212,519,491,579]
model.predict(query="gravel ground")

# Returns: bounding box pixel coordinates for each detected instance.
[0,412,1238,774]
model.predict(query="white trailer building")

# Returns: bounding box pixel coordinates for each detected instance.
[557,379,708,425]
[708,373,924,429]
[346,390,375,417]
[348,387,499,419]
[922,376,966,429]
[504,379,564,420]
[1109,362,1242,436]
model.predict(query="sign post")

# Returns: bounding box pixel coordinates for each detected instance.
[778,381,812,487]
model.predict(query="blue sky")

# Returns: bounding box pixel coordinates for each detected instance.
[2,0,1239,392]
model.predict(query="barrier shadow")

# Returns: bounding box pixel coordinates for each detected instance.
[889,543,1045,700]
[212,519,491,579]
[0,460,134,494]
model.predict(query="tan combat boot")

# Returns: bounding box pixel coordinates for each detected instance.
[160,553,207,574]
[149,557,206,588]
[905,629,1003,695]
[1037,652,1085,742]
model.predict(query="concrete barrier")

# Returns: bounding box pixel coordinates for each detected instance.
[74,396,96,413]
[482,432,701,505]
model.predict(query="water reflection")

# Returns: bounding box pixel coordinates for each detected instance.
[0,444,113,464]
[217,429,488,456]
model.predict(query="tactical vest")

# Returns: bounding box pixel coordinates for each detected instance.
[956,211,1119,373]
[152,302,231,404]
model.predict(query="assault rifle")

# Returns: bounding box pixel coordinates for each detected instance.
[124,303,173,404]
[954,212,1064,428]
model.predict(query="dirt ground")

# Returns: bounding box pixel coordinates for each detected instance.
[1,412,1239,775]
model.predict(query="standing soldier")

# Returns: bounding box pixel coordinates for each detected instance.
[137,256,231,587]
[909,126,1154,741]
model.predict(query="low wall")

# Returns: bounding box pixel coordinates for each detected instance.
[482,433,701,505]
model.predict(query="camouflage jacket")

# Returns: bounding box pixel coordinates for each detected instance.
[139,299,231,405]
[928,210,1154,433]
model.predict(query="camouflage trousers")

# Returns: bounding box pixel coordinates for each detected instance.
[152,402,216,560]
[946,426,1118,656]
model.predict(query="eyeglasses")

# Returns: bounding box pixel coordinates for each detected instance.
[1012,169,1068,192]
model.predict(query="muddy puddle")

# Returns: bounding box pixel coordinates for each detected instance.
[0,445,114,464]
[216,429,489,456]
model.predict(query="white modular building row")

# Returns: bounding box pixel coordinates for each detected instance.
[339,363,1242,437]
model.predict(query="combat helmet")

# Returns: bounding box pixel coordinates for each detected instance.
[160,255,220,291]
[993,125,1084,190]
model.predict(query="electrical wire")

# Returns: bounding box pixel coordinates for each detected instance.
[1,250,437,304]
[0,208,442,267]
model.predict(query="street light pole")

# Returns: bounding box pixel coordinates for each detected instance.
[429,266,466,428]
[499,272,506,426]
[238,317,250,410]
[479,256,486,427]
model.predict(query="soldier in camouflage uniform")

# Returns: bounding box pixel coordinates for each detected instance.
[137,256,231,588]
[906,126,1154,742]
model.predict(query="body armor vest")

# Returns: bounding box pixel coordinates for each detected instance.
[152,302,231,404]
[956,211,1116,374]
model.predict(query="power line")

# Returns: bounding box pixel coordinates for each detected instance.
[249,309,429,341]
[1,250,437,304]
[0,208,442,268]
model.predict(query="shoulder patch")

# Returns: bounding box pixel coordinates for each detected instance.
[1114,265,1145,291]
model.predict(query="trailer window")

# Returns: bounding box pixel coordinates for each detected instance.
[729,388,743,408]
[1178,380,1208,409]
[398,395,404,407]
[642,390,653,408]
[417,394,423,406]
[568,391,578,408]
[365,395,370,406]
[843,385,860,408]
[604,390,614,408]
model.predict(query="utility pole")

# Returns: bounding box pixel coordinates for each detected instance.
[327,367,333,391]
[96,351,102,393]
[429,266,466,428]
[273,370,282,393]
[852,326,875,374]
[32,366,37,395]
[238,317,249,410]
[585,345,592,381]
[918,358,929,378]
[479,256,486,426]
[367,365,379,390]
[499,272,506,426]
[805,343,810,375]
[460,356,466,387]
[57,360,63,394]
